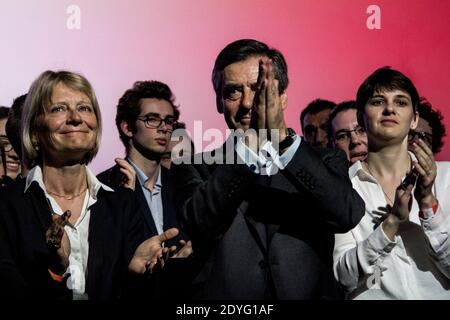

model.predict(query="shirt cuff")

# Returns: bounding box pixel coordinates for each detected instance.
[235,135,302,175]
[421,205,447,231]
[356,224,397,272]
[367,224,397,254]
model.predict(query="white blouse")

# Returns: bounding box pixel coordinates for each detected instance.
[25,166,113,299]
[333,157,450,299]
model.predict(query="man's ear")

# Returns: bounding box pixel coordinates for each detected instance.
[216,97,224,114]
[280,91,288,111]
[120,120,133,138]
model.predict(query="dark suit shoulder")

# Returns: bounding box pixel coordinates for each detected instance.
[97,183,136,205]
[160,165,171,180]
[97,164,123,189]
[292,142,349,169]
[312,145,347,160]
[0,178,32,212]
[0,177,26,197]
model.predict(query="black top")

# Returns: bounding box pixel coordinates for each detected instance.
[0,177,144,300]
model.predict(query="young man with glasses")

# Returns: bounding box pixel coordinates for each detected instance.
[328,101,368,165]
[98,81,187,245]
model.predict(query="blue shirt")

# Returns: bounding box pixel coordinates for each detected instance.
[128,159,164,235]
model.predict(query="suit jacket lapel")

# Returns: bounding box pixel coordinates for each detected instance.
[134,182,158,236]
[244,174,283,249]
[27,182,53,238]
[160,168,177,230]
[265,174,284,241]
[86,192,107,297]
[241,201,268,254]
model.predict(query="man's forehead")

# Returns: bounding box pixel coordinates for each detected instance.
[222,55,266,83]
[139,98,174,114]
[333,119,359,132]
[333,109,358,125]
[304,109,331,123]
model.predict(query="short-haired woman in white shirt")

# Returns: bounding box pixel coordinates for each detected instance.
[333,66,450,299]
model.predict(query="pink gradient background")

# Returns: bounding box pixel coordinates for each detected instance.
[0,0,449,173]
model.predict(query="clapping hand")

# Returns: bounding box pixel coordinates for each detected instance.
[410,138,438,210]
[128,228,180,274]
[115,158,136,190]
[250,59,287,145]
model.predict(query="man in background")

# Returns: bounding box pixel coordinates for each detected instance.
[300,98,335,148]
[408,98,446,155]
[328,100,367,165]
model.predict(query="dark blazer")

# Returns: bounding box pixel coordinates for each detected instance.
[171,140,365,299]
[97,163,185,246]
[0,178,144,300]
[98,163,193,299]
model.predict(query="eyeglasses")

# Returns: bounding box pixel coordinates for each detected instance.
[0,135,13,152]
[136,116,177,131]
[408,130,433,147]
[334,127,366,142]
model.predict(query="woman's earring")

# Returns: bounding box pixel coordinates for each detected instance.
[32,139,40,151]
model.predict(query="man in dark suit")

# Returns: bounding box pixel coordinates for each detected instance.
[171,39,365,299]
[98,81,187,247]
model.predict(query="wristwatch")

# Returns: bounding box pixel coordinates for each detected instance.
[279,128,296,150]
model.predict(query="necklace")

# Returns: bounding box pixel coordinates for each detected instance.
[364,155,413,206]
[365,162,395,205]
[47,186,88,200]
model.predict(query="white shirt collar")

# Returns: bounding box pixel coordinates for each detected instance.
[349,151,418,181]
[348,160,374,182]
[127,158,162,191]
[25,165,113,199]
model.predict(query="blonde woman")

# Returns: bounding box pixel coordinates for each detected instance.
[0,70,178,300]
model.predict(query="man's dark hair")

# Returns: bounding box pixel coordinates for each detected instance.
[115,80,180,153]
[212,39,289,113]
[173,121,186,130]
[0,106,9,119]
[327,100,357,143]
[5,94,27,160]
[417,97,446,154]
[356,66,419,126]
[300,99,336,131]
